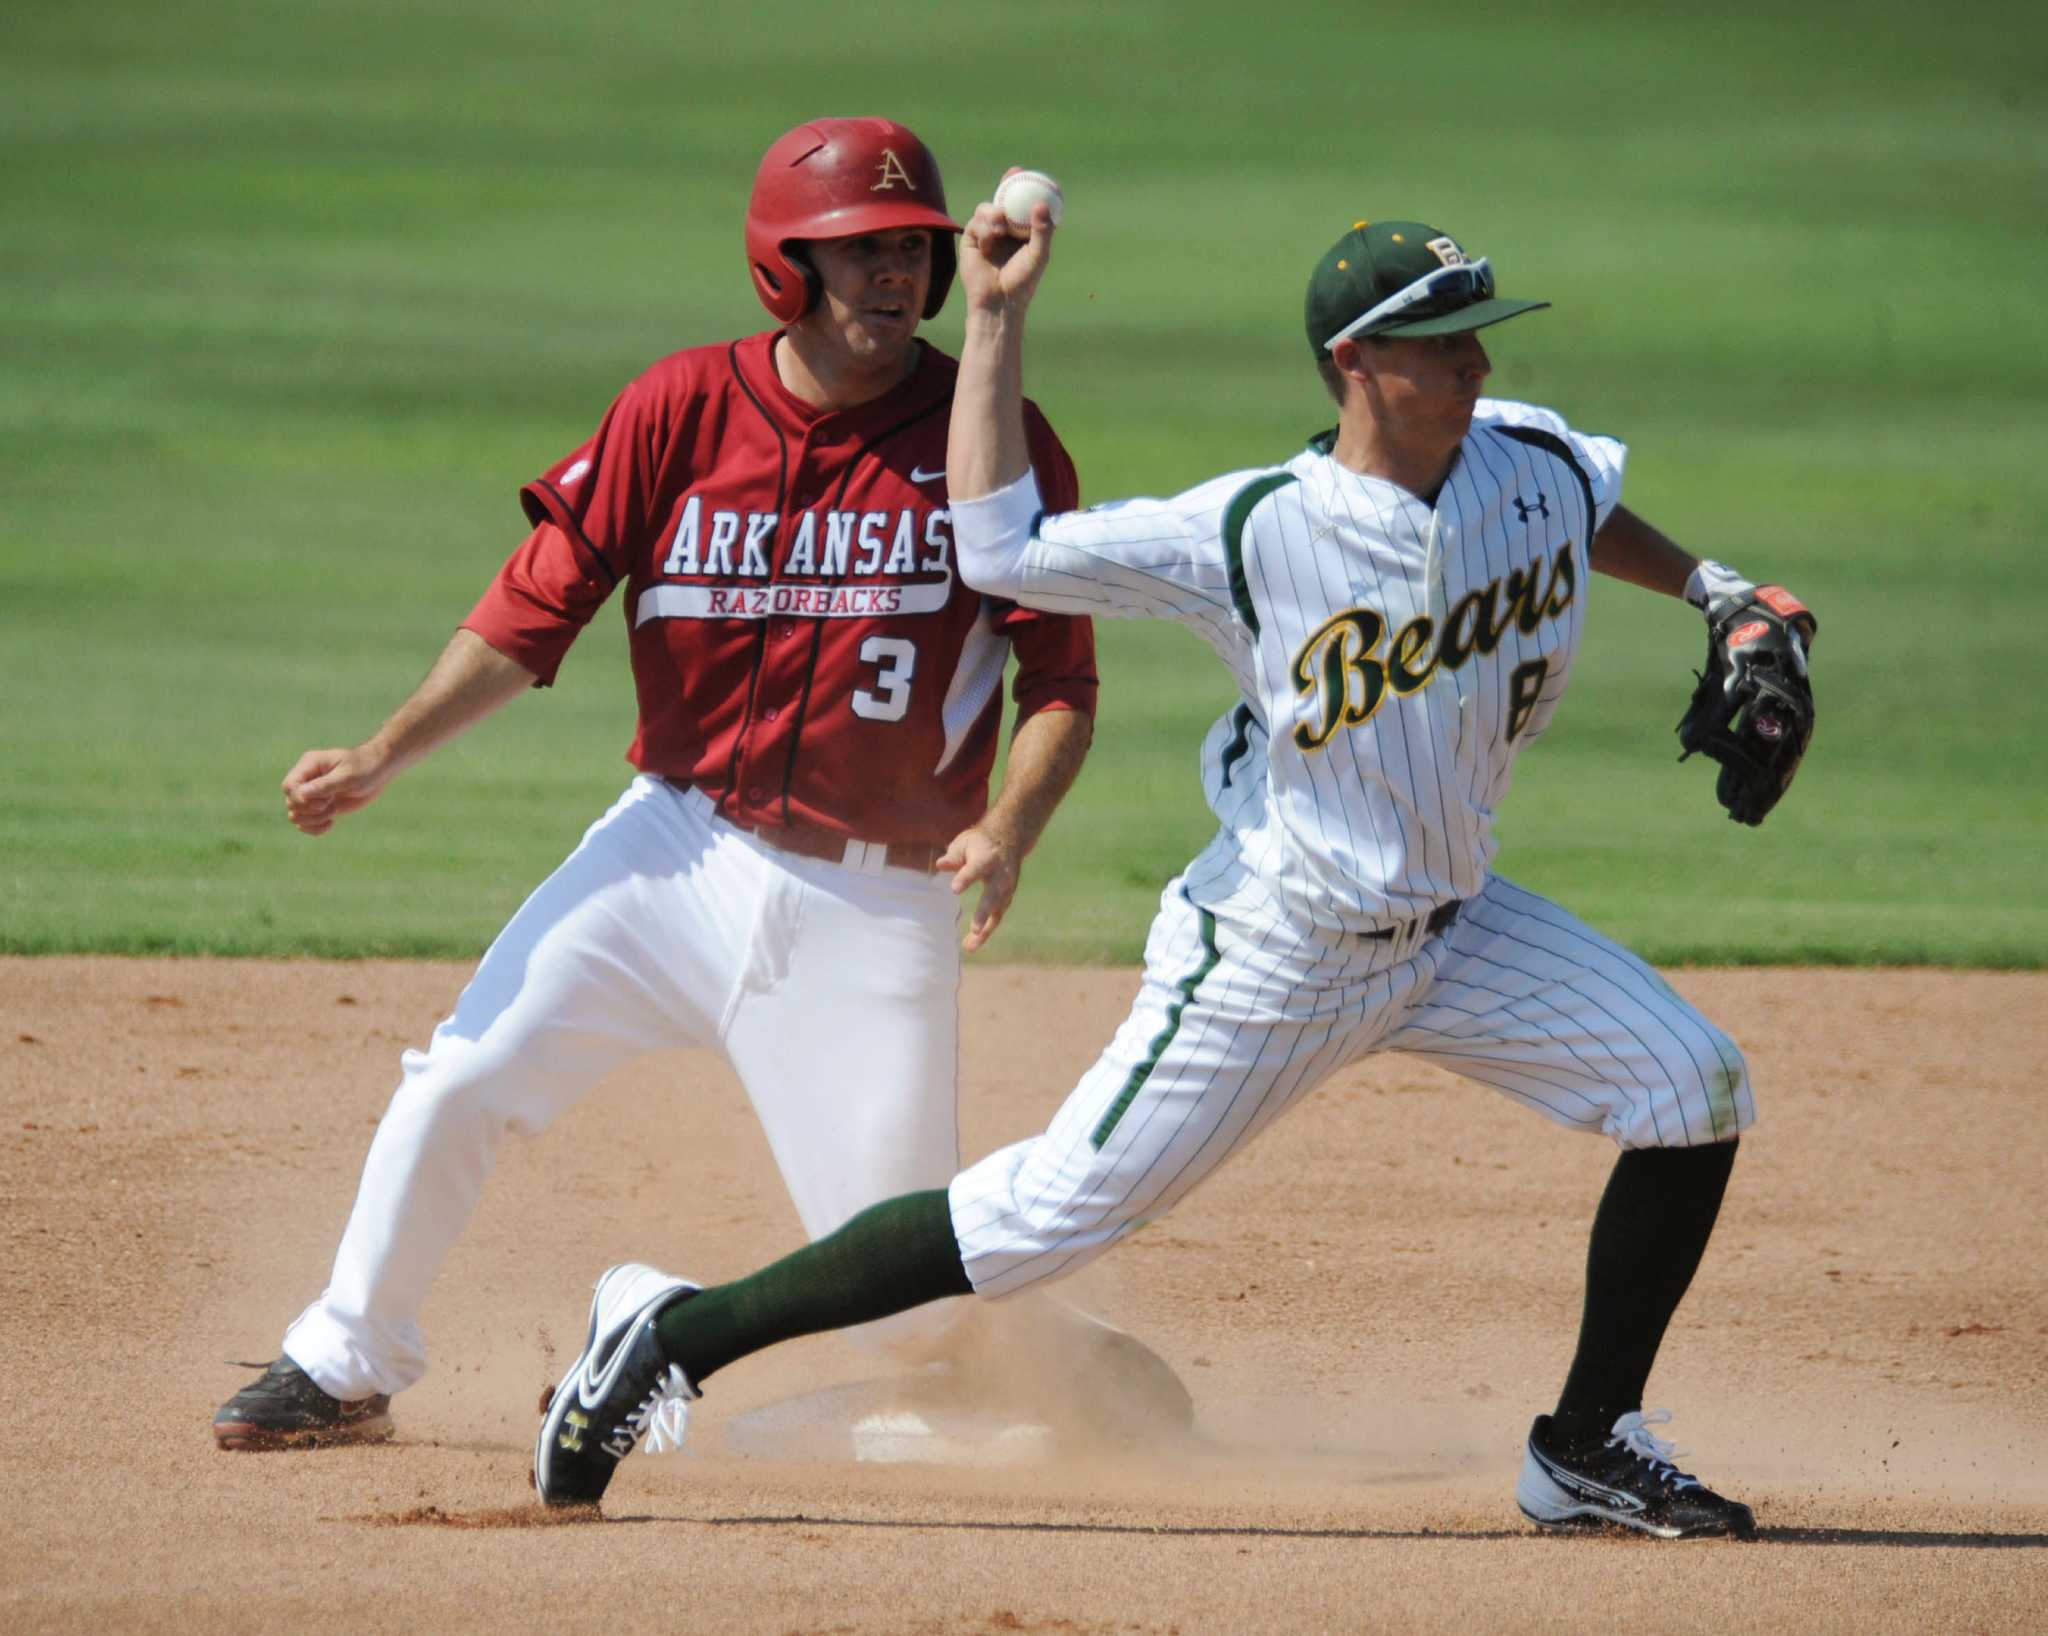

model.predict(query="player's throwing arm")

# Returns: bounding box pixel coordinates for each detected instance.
[948,172,1063,505]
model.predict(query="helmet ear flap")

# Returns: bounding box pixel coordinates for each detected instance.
[923,234,956,320]
[787,244,821,319]
[749,245,820,324]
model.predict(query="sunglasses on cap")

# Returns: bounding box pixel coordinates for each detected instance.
[1323,257,1495,350]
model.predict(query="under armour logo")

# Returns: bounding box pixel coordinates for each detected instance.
[557,1409,589,1452]
[871,149,916,192]
[1513,493,1549,522]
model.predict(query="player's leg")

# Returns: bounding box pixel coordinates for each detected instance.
[1381,875,1754,1536]
[947,909,1371,1296]
[719,852,967,1354]
[722,856,964,1239]
[535,883,1422,1501]
[677,883,1403,1391]
[719,855,1192,1433]
[221,779,735,1439]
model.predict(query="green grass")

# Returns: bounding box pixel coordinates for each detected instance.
[4,0,2044,965]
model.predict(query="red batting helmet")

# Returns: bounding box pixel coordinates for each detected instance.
[745,118,961,323]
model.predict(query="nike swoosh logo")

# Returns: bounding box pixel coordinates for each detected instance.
[909,465,946,484]
[574,1319,643,1412]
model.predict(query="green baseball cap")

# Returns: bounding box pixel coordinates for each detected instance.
[1305,219,1548,354]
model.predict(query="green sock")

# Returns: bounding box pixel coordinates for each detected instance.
[655,1188,971,1385]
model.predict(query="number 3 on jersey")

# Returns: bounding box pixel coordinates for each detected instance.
[852,635,917,722]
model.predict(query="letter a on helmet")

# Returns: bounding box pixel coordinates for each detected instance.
[745,118,962,323]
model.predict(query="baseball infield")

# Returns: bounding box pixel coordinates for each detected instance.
[2,958,2043,1632]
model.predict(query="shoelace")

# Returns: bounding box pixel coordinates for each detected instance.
[1607,1408,1703,1492]
[633,1363,699,1457]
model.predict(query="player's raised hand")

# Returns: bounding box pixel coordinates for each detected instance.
[281,745,396,836]
[937,822,1025,953]
[959,199,1055,314]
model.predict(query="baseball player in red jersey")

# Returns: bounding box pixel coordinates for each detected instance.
[214,118,1183,1449]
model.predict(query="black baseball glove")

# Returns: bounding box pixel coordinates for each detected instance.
[1676,585,1817,826]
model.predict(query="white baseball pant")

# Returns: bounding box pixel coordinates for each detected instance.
[284,775,964,1399]
[952,872,1752,1296]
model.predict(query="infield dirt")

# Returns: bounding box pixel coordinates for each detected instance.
[3,958,2043,1633]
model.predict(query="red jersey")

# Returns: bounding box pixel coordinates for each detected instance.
[464,331,1096,846]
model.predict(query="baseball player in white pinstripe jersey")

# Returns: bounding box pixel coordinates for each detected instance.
[531,204,1819,1539]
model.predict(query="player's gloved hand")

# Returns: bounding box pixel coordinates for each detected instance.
[1675,566,1817,827]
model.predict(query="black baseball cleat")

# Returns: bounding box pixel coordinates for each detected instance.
[212,1357,393,1450]
[1517,1410,1756,1539]
[534,1263,702,1508]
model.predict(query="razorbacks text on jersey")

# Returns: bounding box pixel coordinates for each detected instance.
[466,332,1096,845]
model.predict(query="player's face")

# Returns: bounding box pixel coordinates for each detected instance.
[1349,330,1493,445]
[802,229,934,365]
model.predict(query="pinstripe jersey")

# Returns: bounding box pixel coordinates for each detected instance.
[951,398,1625,936]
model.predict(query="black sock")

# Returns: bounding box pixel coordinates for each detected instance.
[1551,1140,1737,1447]
[654,1189,972,1385]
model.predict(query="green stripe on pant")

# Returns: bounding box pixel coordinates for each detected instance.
[1090,905,1220,1149]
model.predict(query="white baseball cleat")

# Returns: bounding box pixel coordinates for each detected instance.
[533,1262,701,1508]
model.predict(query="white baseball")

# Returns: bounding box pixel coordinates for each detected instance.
[994,168,1064,232]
